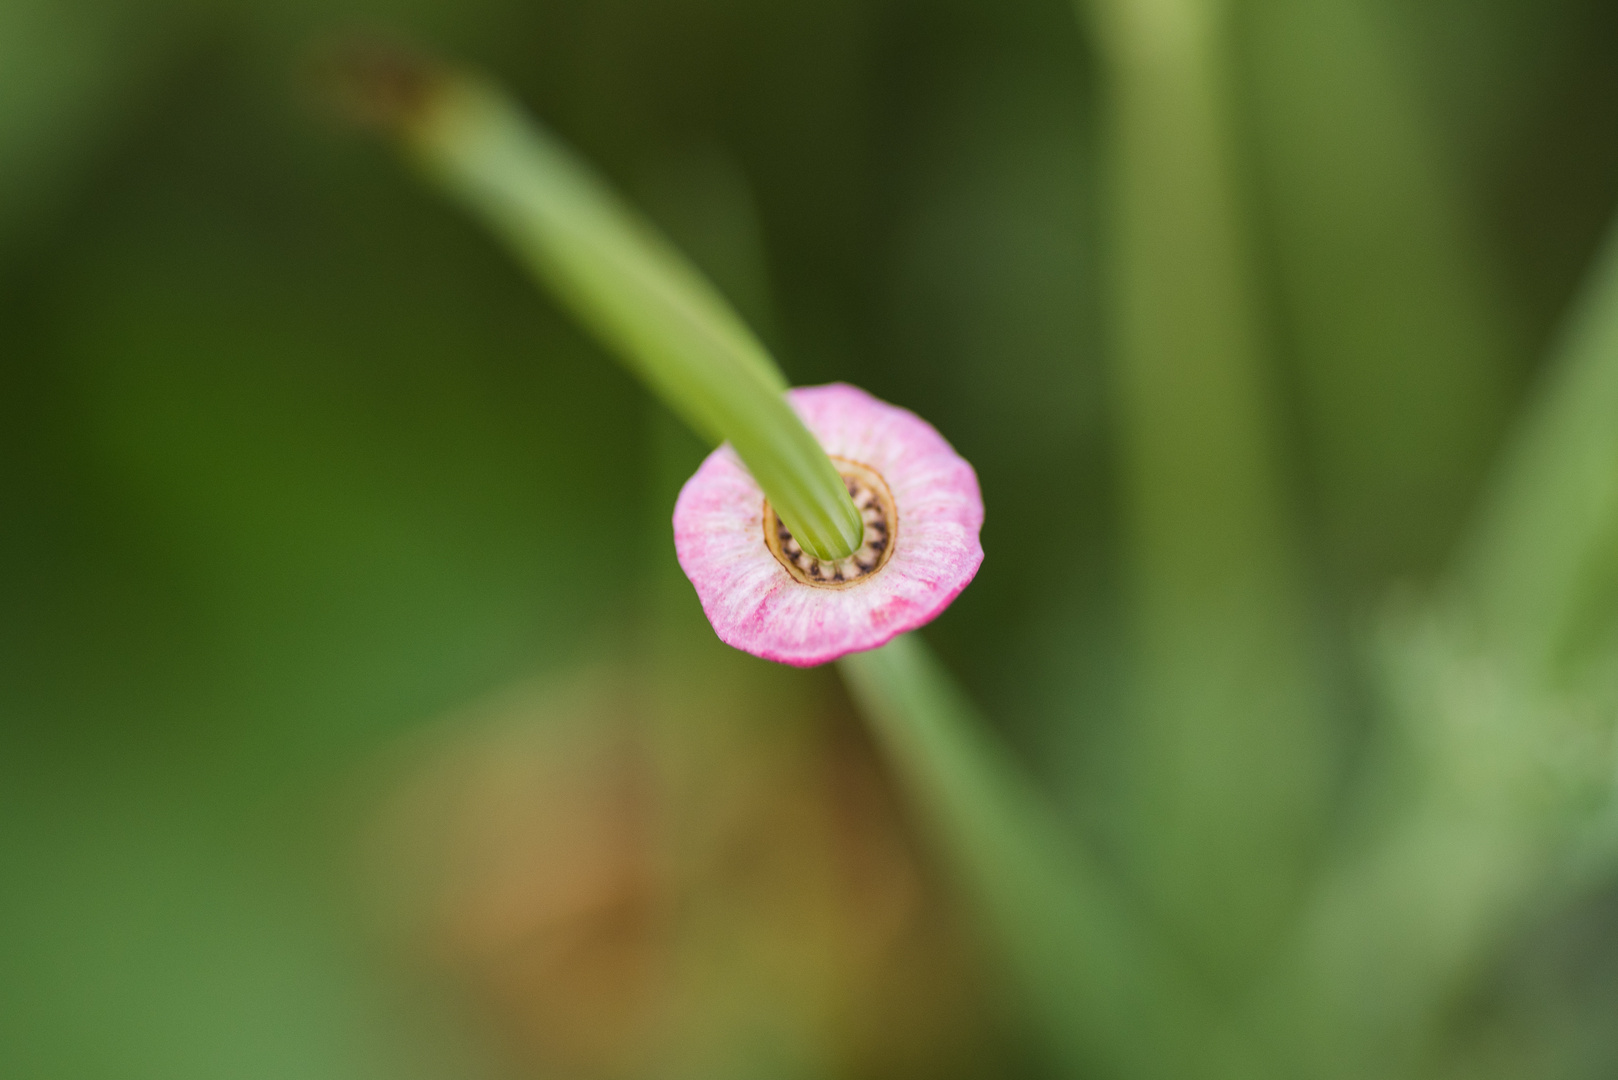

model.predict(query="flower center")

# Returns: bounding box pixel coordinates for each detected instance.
[763,457,897,588]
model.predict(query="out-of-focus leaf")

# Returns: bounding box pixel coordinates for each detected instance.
[1257,215,1618,1080]
[1255,600,1613,1080]
[1459,218,1618,677]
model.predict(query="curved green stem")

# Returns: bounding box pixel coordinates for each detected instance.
[839,635,1258,1080]
[396,73,863,562]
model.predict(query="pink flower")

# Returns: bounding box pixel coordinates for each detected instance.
[674,383,984,666]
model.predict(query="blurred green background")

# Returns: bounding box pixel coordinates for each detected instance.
[5,0,1618,1078]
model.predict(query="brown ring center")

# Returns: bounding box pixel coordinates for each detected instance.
[762,457,897,588]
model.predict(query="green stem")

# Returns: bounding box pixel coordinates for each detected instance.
[1238,0,1516,586]
[839,635,1222,1080]
[398,72,863,562]
[1077,0,1331,978]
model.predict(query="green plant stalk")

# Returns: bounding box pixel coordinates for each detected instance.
[839,635,1226,1080]
[1077,0,1331,979]
[1237,0,1516,586]
[403,75,863,562]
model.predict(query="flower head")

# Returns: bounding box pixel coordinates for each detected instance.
[674,383,984,666]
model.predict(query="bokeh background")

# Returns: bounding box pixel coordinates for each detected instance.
[5,0,1618,1077]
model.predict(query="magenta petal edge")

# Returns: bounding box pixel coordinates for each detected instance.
[673,382,985,667]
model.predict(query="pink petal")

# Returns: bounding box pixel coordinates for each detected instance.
[673,383,984,666]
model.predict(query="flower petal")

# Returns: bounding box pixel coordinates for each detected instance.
[674,383,984,666]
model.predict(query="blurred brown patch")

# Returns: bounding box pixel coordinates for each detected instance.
[310,35,448,136]
[355,665,996,1080]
